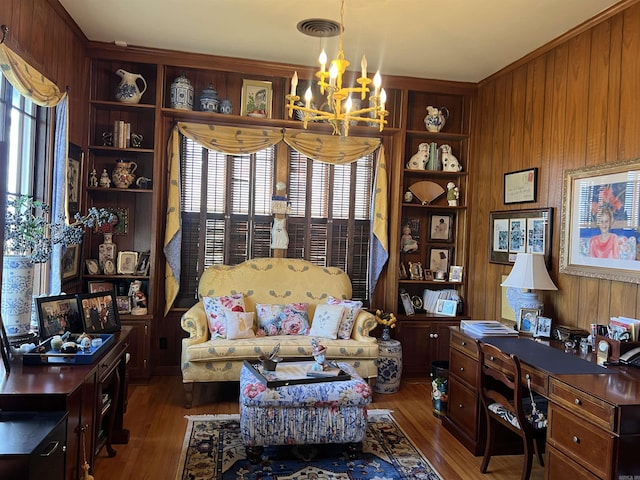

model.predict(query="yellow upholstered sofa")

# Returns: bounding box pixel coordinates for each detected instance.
[180,258,379,407]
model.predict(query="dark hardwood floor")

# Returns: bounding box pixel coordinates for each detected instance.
[93,375,543,479]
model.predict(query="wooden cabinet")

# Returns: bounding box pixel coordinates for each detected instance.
[82,57,158,382]
[396,319,457,377]
[121,318,150,381]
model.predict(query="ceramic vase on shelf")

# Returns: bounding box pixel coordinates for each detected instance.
[219,98,233,115]
[98,233,117,273]
[381,326,391,342]
[0,255,35,340]
[199,83,219,112]
[112,159,137,188]
[424,105,449,132]
[114,69,147,104]
[170,72,194,110]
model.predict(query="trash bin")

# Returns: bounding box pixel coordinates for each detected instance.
[430,360,449,417]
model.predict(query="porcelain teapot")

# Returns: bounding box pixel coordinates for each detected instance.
[424,106,449,132]
[115,69,147,104]
[112,160,137,188]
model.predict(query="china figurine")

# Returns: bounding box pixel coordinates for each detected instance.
[89,168,98,187]
[310,338,327,371]
[424,105,449,132]
[115,69,147,104]
[407,143,430,170]
[440,144,462,171]
[99,169,111,188]
[447,182,459,206]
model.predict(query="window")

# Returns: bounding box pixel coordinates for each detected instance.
[177,132,374,308]
[0,76,50,295]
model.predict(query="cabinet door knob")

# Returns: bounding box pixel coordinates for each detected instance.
[574,398,581,405]
[461,341,466,346]
[489,356,495,361]
[458,403,464,408]
[433,333,438,338]
[459,367,464,372]
[572,436,580,444]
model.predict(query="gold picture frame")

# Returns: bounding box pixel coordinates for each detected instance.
[240,79,272,118]
[117,251,138,275]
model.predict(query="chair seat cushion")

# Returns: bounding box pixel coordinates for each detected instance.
[488,394,548,430]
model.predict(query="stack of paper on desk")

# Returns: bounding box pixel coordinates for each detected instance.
[460,320,518,338]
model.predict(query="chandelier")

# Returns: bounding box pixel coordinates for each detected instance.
[286,0,388,136]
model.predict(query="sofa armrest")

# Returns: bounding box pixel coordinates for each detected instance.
[181,303,209,347]
[351,310,378,343]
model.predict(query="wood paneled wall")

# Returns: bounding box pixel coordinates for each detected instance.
[0,0,88,146]
[468,3,640,330]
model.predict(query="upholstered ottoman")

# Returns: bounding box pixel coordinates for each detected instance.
[239,361,372,462]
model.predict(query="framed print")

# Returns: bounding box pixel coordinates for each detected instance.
[85,259,100,275]
[504,167,538,204]
[67,143,83,218]
[423,269,434,281]
[400,292,415,316]
[400,219,420,253]
[429,213,454,242]
[117,251,138,275]
[36,294,83,339]
[408,261,423,280]
[516,308,540,335]
[489,208,553,267]
[241,79,272,118]
[560,158,640,283]
[116,296,132,315]
[61,243,81,281]
[429,247,452,273]
[77,292,121,334]
[533,316,552,338]
[87,281,114,294]
[436,298,458,317]
[135,251,151,276]
[449,265,463,282]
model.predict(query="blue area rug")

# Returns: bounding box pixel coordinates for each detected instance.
[175,410,442,480]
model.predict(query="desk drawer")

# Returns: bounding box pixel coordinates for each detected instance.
[447,376,479,439]
[450,329,478,357]
[546,445,601,480]
[549,378,616,431]
[547,403,614,479]
[98,338,128,381]
[450,348,477,388]
[521,365,547,396]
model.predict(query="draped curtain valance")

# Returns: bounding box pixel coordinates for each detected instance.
[163,122,388,313]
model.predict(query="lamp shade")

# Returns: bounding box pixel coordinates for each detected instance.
[500,253,557,291]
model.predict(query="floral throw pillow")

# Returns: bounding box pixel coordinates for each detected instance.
[256,303,310,336]
[327,296,363,339]
[203,293,246,338]
[308,304,346,339]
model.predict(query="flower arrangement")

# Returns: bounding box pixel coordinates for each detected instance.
[4,195,116,263]
[374,309,397,329]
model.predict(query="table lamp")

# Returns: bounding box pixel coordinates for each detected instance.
[501,252,557,314]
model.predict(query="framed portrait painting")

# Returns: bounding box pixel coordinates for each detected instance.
[241,79,272,118]
[560,158,640,283]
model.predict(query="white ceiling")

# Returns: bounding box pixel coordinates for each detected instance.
[59,0,622,83]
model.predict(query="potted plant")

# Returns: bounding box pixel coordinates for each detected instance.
[2,194,115,340]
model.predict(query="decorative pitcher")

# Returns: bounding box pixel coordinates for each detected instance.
[112,160,137,188]
[115,69,147,104]
[424,106,449,132]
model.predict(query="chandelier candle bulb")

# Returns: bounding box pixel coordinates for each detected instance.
[319,50,327,73]
[305,87,312,109]
[361,55,367,78]
[290,71,298,98]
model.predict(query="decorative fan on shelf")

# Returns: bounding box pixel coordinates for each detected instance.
[408,181,445,205]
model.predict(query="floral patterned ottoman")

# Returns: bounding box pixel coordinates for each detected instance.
[239,362,372,462]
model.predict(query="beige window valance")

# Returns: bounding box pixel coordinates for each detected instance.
[163,122,388,313]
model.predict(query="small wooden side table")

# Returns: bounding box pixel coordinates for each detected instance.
[375,339,403,394]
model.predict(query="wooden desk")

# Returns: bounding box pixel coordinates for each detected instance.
[443,327,640,479]
[0,327,131,480]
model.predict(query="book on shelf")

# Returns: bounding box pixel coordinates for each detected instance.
[460,320,518,337]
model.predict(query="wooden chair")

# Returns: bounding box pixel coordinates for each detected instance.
[477,341,547,480]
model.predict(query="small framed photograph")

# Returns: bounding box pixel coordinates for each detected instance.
[117,251,138,275]
[135,252,151,276]
[533,316,552,338]
[449,265,463,282]
[517,308,540,335]
[435,299,458,317]
[85,259,100,275]
[61,243,81,281]
[408,261,423,280]
[87,281,115,294]
[77,292,121,334]
[103,259,117,275]
[116,296,132,315]
[36,294,83,339]
[241,79,273,118]
[429,247,452,274]
[429,213,454,242]
[400,292,415,316]
[423,270,434,281]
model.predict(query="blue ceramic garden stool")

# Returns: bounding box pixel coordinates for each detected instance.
[375,339,403,394]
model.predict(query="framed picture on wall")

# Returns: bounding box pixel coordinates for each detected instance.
[240,79,272,118]
[61,243,81,281]
[67,143,83,218]
[504,168,537,204]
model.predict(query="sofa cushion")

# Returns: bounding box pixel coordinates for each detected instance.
[203,293,246,338]
[308,304,345,339]
[327,296,363,340]
[227,311,256,340]
[256,303,310,336]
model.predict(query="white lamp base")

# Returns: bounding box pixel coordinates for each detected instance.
[514,291,544,314]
